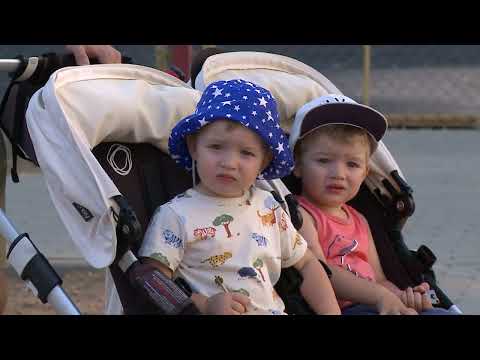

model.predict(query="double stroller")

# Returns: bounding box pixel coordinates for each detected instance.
[0,49,462,315]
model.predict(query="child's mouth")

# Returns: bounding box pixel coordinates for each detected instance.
[326,185,345,193]
[217,174,236,183]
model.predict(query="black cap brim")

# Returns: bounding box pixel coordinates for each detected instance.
[300,103,387,142]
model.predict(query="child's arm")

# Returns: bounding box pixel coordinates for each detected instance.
[365,223,402,296]
[298,206,417,315]
[141,257,250,314]
[142,258,207,313]
[293,248,341,314]
[278,206,339,314]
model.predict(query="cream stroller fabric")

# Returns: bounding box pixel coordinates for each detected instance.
[195,51,342,130]
[196,51,407,200]
[26,64,201,269]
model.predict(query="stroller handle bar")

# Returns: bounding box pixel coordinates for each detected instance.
[0,59,22,73]
[0,54,132,79]
[0,209,81,315]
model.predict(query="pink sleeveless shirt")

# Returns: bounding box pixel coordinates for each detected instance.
[297,196,376,308]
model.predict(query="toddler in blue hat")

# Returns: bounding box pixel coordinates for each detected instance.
[138,79,340,315]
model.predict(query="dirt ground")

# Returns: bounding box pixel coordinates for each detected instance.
[4,267,105,315]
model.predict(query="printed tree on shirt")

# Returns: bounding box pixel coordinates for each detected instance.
[253,258,266,282]
[213,214,234,238]
[214,275,228,292]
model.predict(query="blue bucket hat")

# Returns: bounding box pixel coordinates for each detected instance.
[168,79,294,180]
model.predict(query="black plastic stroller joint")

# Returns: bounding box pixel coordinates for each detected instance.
[373,170,415,232]
[112,195,142,251]
[416,245,437,271]
[7,233,62,304]
[387,229,437,280]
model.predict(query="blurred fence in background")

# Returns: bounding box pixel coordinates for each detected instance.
[2,45,480,127]
[221,45,480,128]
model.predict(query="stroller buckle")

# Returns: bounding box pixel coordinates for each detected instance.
[427,289,441,305]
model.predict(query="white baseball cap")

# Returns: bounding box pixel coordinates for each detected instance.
[289,94,388,151]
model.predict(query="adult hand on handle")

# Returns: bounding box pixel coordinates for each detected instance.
[65,45,122,65]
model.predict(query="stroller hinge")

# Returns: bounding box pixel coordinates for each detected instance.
[112,195,142,247]
[390,170,413,195]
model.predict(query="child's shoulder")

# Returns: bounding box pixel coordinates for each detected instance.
[172,189,195,202]
[250,186,283,208]
[153,189,197,214]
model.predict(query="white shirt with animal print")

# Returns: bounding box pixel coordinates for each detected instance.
[139,186,307,315]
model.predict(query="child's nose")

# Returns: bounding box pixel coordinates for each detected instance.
[220,153,237,169]
[330,162,346,179]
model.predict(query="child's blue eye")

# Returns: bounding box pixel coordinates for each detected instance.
[347,161,360,168]
[208,144,222,150]
[316,158,330,164]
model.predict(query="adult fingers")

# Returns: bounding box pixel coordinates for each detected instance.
[65,45,90,65]
[96,45,122,64]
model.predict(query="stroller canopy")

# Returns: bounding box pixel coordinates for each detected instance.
[26,64,201,268]
[195,51,342,130]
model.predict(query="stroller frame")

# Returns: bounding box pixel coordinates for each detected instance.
[0,56,93,315]
[0,207,80,314]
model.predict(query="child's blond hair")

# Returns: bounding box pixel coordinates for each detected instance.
[294,124,376,162]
